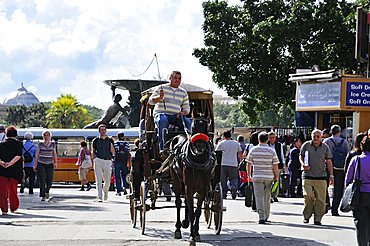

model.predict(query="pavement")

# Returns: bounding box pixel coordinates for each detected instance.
[0,185,357,246]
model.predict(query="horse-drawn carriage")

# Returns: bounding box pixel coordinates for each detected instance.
[129,84,224,242]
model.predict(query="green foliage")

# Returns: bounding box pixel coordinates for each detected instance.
[194,0,364,123]
[6,103,49,128]
[83,105,104,121]
[214,102,294,128]
[46,94,92,128]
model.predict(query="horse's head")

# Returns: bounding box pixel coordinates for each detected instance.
[190,133,209,156]
[191,117,210,136]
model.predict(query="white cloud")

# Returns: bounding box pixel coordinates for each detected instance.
[0,0,226,115]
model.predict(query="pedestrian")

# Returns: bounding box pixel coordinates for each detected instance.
[76,141,92,191]
[268,131,286,201]
[345,135,370,246]
[300,129,333,225]
[246,131,279,224]
[148,70,191,153]
[113,132,130,196]
[287,137,303,198]
[92,124,115,202]
[344,132,365,174]
[323,125,351,216]
[0,126,23,215]
[34,130,57,201]
[0,125,6,142]
[215,130,243,199]
[20,132,37,195]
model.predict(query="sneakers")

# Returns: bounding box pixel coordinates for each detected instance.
[273,198,279,202]
[116,192,122,196]
[86,183,92,191]
[231,187,237,200]
[303,219,309,224]
[104,191,108,201]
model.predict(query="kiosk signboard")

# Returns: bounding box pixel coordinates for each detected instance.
[296,81,341,111]
[345,82,370,107]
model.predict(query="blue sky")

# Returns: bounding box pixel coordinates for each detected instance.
[0,0,229,110]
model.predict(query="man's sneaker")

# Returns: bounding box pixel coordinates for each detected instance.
[116,192,121,196]
[332,211,340,216]
[231,187,237,200]
[303,219,309,224]
[104,191,108,201]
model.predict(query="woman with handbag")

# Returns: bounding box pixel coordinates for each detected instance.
[76,141,92,191]
[345,135,370,246]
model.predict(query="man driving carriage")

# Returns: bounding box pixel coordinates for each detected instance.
[148,71,192,153]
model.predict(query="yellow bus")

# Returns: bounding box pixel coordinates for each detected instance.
[17,128,139,183]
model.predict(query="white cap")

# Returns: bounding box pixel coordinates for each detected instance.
[24,132,33,140]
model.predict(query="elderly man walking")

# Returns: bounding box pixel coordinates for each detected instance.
[246,131,279,224]
[300,129,333,225]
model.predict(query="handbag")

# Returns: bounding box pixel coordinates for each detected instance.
[340,156,361,212]
[80,149,92,169]
[245,182,253,207]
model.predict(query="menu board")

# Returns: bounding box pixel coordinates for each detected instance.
[345,82,370,107]
[296,81,341,110]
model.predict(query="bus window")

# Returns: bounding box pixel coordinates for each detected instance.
[56,137,84,157]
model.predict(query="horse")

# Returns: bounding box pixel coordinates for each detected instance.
[168,117,216,244]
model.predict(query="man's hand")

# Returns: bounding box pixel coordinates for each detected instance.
[159,88,164,100]
[302,165,310,171]
[329,175,334,185]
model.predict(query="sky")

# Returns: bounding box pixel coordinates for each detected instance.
[0,0,231,110]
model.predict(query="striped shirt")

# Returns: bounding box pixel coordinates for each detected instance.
[148,84,190,115]
[246,143,279,180]
[38,141,56,165]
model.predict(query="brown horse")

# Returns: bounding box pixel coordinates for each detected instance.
[168,118,215,244]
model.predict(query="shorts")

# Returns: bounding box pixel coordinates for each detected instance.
[78,168,89,180]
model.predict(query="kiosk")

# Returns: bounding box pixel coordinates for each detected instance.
[289,69,370,144]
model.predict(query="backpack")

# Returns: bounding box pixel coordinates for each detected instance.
[330,138,346,169]
[23,145,34,163]
[115,141,129,163]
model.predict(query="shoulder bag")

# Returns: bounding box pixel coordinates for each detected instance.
[340,156,362,212]
[81,149,92,169]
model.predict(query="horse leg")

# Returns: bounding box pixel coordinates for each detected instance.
[186,186,196,242]
[193,192,205,242]
[174,192,182,239]
[181,196,189,229]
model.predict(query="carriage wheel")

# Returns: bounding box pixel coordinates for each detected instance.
[213,182,223,235]
[140,181,147,235]
[129,173,137,228]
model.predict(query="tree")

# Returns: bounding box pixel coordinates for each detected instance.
[194,0,367,123]
[6,102,49,128]
[46,94,92,128]
[83,105,104,121]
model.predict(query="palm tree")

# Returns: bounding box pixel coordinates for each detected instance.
[46,94,92,128]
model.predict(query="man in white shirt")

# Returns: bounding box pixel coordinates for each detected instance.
[215,131,243,199]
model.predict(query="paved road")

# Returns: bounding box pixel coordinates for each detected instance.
[0,186,357,245]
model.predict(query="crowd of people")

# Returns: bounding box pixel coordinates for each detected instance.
[214,126,370,245]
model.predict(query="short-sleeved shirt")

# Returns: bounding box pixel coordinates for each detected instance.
[23,140,37,167]
[38,141,56,165]
[300,141,332,179]
[92,137,113,160]
[0,138,23,182]
[246,143,279,180]
[215,139,242,167]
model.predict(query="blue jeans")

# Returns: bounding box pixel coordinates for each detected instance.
[154,113,192,150]
[114,163,127,193]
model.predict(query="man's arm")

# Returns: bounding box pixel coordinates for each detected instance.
[273,164,279,181]
[326,159,334,184]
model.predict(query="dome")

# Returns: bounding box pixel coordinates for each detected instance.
[3,84,40,106]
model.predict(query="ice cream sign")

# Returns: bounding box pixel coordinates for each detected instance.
[346,82,370,107]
